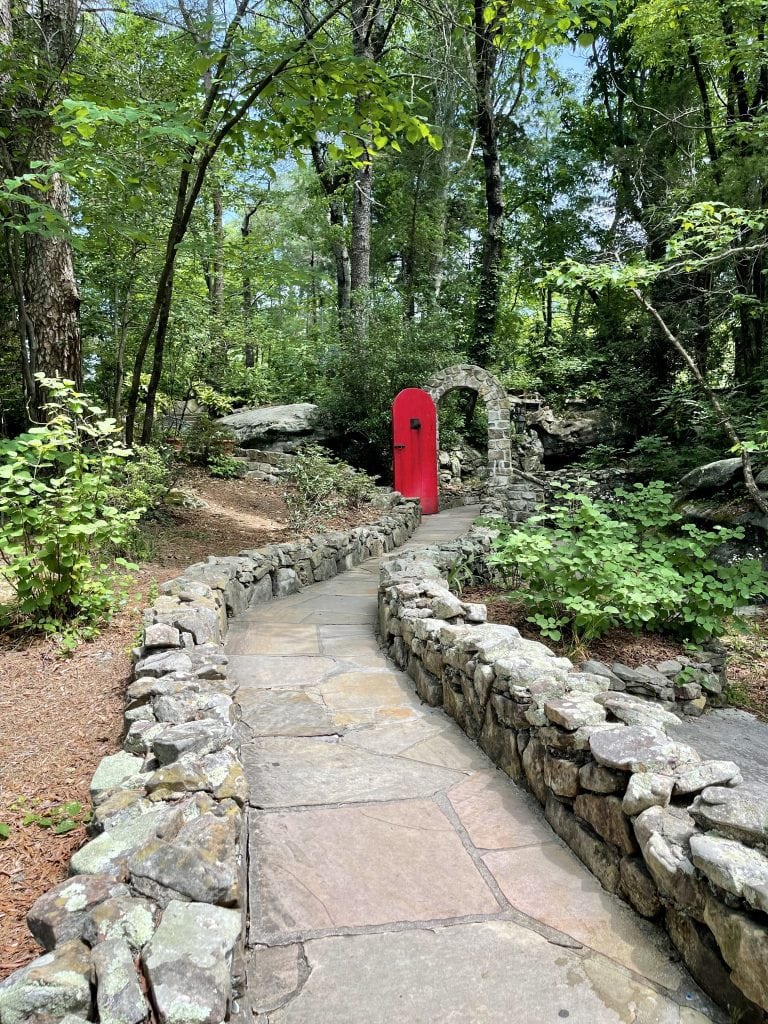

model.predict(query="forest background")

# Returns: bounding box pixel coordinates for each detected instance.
[3,0,768,478]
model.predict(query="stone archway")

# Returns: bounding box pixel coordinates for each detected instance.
[423,364,513,489]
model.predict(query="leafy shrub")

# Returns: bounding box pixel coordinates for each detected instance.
[179,417,235,468]
[191,382,235,416]
[0,375,141,632]
[488,481,766,644]
[107,444,174,517]
[208,453,243,479]
[285,444,378,528]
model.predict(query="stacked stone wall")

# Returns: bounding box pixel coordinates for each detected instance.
[379,532,768,1023]
[424,364,514,490]
[0,494,421,1024]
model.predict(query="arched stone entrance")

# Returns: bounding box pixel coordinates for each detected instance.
[423,364,513,489]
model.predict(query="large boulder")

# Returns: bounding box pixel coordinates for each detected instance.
[678,457,743,496]
[216,402,328,451]
[526,405,610,465]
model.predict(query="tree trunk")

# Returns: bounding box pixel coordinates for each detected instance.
[470,0,504,366]
[141,273,174,444]
[6,0,82,405]
[329,197,352,315]
[350,158,373,295]
[309,142,351,320]
[23,162,81,388]
[348,0,396,333]
[734,248,765,381]
[211,181,225,359]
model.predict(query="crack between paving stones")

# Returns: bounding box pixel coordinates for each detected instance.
[247,788,469,813]
[250,942,313,1020]
[249,907,717,1016]
[432,791,510,914]
[335,738,476,777]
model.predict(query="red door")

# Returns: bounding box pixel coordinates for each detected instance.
[392,388,439,515]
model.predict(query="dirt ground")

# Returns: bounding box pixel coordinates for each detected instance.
[0,471,382,978]
[462,584,768,721]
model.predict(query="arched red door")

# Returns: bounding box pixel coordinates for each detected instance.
[392,388,439,515]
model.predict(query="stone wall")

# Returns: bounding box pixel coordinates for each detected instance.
[0,495,422,1024]
[378,533,768,1023]
[233,447,296,484]
[424,364,514,490]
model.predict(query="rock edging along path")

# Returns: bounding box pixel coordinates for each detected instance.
[233,507,721,1024]
[379,519,768,1023]
[0,493,421,1024]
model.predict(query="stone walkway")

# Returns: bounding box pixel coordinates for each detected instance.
[228,509,722,1024]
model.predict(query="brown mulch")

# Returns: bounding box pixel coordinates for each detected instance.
[461,584,687,668]
[720,611,768,721]
[462,584,768,721]
[0,470,386,979]
[0,568,177,978]
[142,471,384,567]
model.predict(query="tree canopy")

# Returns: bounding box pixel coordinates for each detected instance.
[2,0,767,472]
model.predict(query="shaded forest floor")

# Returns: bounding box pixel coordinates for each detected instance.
[0,471,382,978]
[462,584,768,722]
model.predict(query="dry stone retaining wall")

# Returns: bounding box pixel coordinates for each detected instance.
[0,495,421,1024]
[378,531,768,1023]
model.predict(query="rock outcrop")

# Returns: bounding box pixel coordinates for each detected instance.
[216,402,328,451]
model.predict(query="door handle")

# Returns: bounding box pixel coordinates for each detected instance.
[394,444,406,449]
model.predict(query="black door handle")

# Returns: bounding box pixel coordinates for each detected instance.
[394,444,406,449]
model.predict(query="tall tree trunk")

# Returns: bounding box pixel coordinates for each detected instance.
[141,273,174,444]
[211,181,225,361]
[348,0,398,335]
[23,159,81,389]
[470,0,504,366]
[329,197,352,315]
[241,207,256,368]
[350,158,373,296]
[4,0,82,408]
[309,142,351,320]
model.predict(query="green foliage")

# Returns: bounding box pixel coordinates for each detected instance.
[446,556,476,597]
[107,445,173,517]
[320,299,462,474]
[208,453,243,479]
[178,418,235,468]
[284,444,378,529]
[0,376,141,632]
[6,795,91,837]
[581,434,721,481]
[191,382,235,416]
[488,482,766,644]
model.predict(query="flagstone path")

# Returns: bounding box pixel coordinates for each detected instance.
[229,508,723,1024]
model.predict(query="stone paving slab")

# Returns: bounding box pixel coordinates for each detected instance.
[448,770,559,850]
[249,798,501,941]
[242,735,468,808]
[228,654,338,689]
[255,922,715,1024]
[483,842,684,989]
[237,689,337,737]
[242,595,378,626]
[343,716,489,771]
[226,625,321,656]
